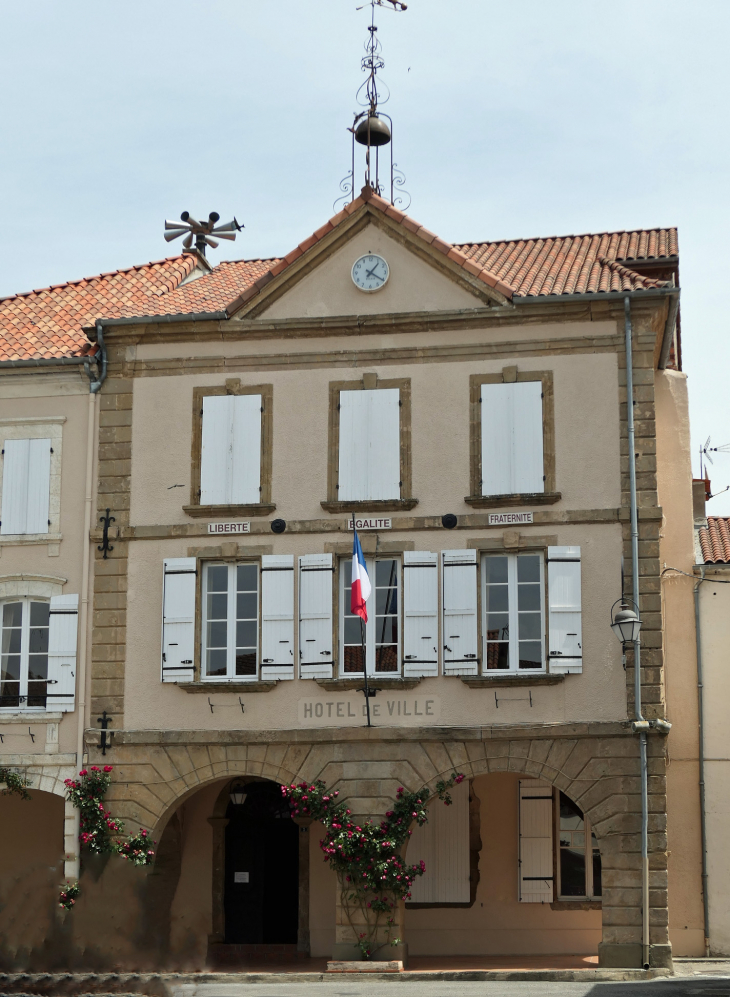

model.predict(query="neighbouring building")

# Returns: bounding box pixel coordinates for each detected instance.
[0,185,705,970]
[692,501,730,956]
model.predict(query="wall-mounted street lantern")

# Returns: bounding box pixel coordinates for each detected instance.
[229,784,248,807]
[610,600,642,645]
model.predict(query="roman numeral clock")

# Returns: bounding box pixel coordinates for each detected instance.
[352,254,389,292]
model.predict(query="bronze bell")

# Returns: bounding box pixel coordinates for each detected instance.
[354,115,391,147]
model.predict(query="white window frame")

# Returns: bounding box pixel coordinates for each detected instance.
[0,417,64,542]
[339,556,401,677]
[0,596,50,711]
[201,561,260,681]
[481,551,546,675]
[554,788,602,902]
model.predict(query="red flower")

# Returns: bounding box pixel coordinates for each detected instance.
[103,765,113,773]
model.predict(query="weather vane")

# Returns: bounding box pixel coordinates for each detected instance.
[335,0,410,211]
[163,212,243,257]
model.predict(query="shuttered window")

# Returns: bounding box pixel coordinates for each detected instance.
[200,394,262,505]
[202,562,259,679]
[547,546,582,674]
[340,557,400,676]
[442,550,479,675]
[0,595,77,712]
[555,790,602,900]
[46,594,78,712]
[408,779,470,903]
[299,553,334,679]
[482,552,545,673]
[481,382,544,495]
[518,779,554,902]
[1,438,52,535]
[161,557,197,683]
[402,551,438,677]
[338,389,400,501]
[260,554,294,681]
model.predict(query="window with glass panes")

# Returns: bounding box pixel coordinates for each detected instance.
[482,552,544,672]
[202,563,259,679]
[341,557,399,674]
[0,600,50,708]
[555,791,602,900]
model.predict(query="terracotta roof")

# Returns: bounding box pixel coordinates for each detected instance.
[455,229,678,298]
[0,190,678,361]
[699,518,730,563]
[0,255,198,360]
[113,257,279,319]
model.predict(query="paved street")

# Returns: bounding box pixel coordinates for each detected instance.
[171,973,730,997]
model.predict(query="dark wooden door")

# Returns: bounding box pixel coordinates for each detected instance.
[224,781,299,944]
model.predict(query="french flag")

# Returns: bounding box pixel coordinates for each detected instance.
[350,529,371,622]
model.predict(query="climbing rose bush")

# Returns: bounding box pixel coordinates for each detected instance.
[282,771,465,958]
[61,765,156,908]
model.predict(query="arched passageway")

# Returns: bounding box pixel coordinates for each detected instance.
[0,789,65,967]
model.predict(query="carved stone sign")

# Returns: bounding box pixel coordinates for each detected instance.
[298,694,441,726]
[208,522,251,534]
[487,512,533,526]
[346,518,392,530]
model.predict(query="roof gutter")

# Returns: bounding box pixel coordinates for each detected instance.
[513,287,680,305]
[0,356,90,368]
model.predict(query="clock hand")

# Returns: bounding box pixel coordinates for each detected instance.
[365,266,384,282]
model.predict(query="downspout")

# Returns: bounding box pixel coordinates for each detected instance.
[624,295,651,969]
[694,567,710,955]
[88,321,107,394]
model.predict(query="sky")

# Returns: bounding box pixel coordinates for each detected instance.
[1,0,728,509]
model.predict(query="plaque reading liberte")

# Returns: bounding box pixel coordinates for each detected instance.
[487,512,533,526]
[208,522,251,534]
[346,517,392,531]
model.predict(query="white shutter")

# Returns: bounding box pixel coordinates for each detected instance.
[547,546,582,674]
[519,779,554,902]
[481,382,544,495]
[298,553,334,678]
[403,551,438,677]
[338,389,400,501]
[200,395,261,505]
[442,550,479,675]
[161,557,197,683]
[409,779,470,903]
[47,594,78,712]
[1,438,51,535]
[230,394,262,504]
[260,554,294,681]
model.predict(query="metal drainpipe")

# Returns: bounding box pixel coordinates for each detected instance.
[694,567,710,955]
[88,321,107,394]
[624,295,650,969]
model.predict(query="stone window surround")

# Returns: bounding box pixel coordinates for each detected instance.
[0,416,65,553]
[322,373,416,514]
[466,367,558,509]
[184,379,275,519]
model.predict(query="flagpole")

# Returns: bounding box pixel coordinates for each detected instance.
[353,515,372,728]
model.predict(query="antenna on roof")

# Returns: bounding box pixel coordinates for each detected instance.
[163,212,243,257]
[334,0,409,212]
[700,436,730,478]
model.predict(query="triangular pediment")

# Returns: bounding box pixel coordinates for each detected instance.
[227,191,513,321]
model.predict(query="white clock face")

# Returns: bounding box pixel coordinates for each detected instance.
[352,254,389,292]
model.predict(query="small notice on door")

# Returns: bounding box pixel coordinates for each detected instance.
[234,871,250,883]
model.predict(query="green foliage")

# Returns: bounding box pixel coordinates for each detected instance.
[62,765,157,909]
[0,767,31,800]
[283,771,465,958]
[59,882,80,910]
